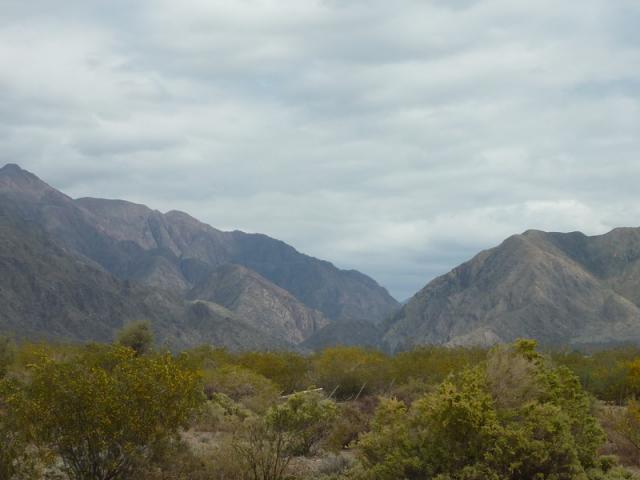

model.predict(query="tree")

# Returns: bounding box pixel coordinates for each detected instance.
[5,346,203,480]
[115,320,154,356]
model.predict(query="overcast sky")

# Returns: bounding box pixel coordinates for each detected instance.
[1,0,639,300]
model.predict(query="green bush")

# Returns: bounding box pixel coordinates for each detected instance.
[4,346,204,480]
[353,340,608,480]
[266,391,338,456]
[227,392,339,479]
[0,335,16,378]
[203,365,280,413]
[0,410,43,480]
[552,347,640,403]
[237,351,310,394]
[115,320,154,356]
[311,347,390,400]
[324,402,373,452]
[390,346,486,387]
[195,393,252,432]
[232,416,293,480]
[136,437,214,480]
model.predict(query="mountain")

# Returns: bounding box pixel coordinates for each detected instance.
[0,194,288,350]
[72,198,398,324]
[188,264,329,344]
[0,163,398,348]
[384,229,640,350]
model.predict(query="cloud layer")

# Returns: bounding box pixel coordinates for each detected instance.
[1,0,639,299]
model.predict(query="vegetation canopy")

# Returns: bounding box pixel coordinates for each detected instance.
[1,345,203,480]
[0,339,640,480]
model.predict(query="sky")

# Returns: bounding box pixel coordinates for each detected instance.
[1,0,639,300]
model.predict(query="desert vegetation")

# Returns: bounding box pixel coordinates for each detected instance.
[2,330,640,479]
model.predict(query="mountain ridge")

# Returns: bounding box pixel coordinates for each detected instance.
[384,227,640,350]
[0,163,398,349]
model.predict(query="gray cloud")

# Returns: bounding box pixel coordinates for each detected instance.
[1,0,639,300]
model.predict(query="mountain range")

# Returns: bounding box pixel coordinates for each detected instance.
[0,163,398,350]
[2,163,640,351]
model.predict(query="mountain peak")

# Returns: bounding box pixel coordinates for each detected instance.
[0,163,60,201]
[1,163,32,178]
[1,162,22,172]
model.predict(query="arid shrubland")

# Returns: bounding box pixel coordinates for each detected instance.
[2,339,640,480]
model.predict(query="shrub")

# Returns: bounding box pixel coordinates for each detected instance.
[180,345,235,371]
[0,336,16,378]
[324,402,373,452]
[228,392,338,479]
[232,416,293,480]
[0,407,43,480]
[237,351,310,394]
[312,347,390,400]
[353,340,608,480]
[203,365,280,413]
[610,399,640,464]
[4,346,204,480]
[390,346,486,387]
[195,393,252,432]
[552,347,640,404]
[266,391,338,456]
[115,320,154,356]
[208,440,251,480]
[136,437,214,480]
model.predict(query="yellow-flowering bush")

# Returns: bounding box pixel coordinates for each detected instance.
[3,345,204,480]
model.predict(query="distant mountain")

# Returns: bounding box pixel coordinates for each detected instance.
[0,163,398,349]
[384,229,640,350]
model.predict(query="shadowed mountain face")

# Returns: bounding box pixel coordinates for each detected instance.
[384,229,640,350]
[0,163,398,349]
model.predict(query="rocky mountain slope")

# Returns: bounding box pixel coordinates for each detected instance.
[188,264,329,344]
[384,229,640,350]
[73,197,398,324]
[0,195,287,350]
[0,163,398,349]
